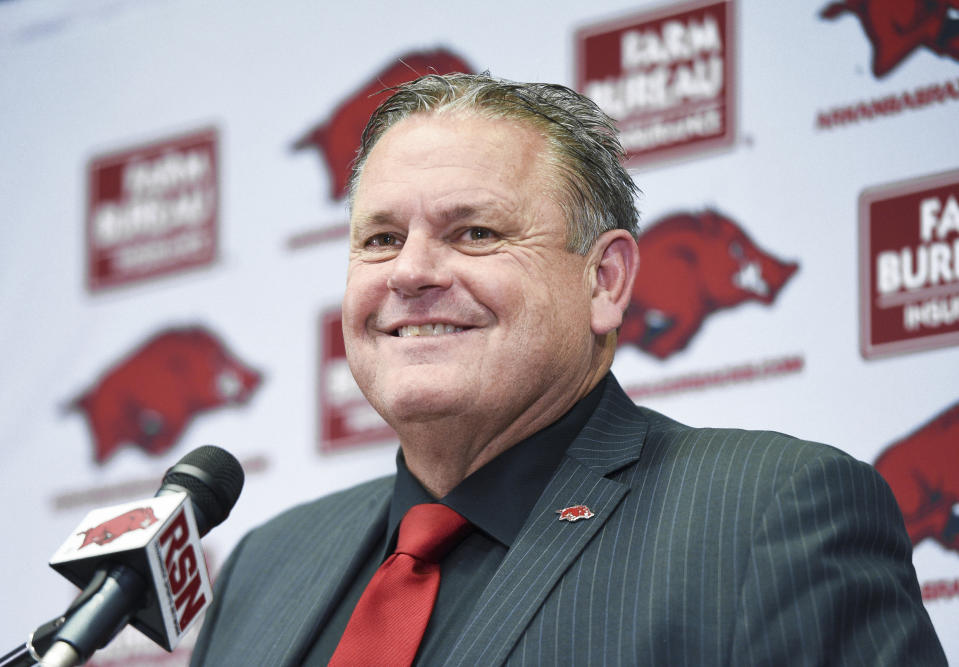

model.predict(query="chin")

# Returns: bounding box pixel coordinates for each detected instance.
[372,374,472,426]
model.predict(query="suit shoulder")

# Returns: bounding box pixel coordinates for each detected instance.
[589,375,865,481]
[635,404,868,481]
[245,474,394,542]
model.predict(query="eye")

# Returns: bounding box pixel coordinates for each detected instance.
[364,232,402,248]
[462,227,496,242]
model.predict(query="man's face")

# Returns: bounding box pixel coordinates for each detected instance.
[343,112,599,436]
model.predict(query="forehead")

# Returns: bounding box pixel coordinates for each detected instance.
[352,112,557,221]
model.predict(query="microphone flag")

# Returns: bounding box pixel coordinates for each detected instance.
[48,492,212,651]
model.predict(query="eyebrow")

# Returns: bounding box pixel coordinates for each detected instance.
[352,202,493,231]
[352,211,399,230]
[438,205,481,224]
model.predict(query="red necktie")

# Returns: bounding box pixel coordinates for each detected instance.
[329,503,472,667]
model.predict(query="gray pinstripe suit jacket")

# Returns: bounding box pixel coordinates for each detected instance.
[190,376,945,665]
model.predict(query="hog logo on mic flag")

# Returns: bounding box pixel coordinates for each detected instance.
[69,326,261,463]
[618,209,798,360]
[820,0,959,78]
[293,48,473,202]
[50,493,213,650]
[874,400,959,555]
[78,507,158,548]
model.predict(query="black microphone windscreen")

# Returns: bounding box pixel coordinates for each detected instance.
[160,445,244,535]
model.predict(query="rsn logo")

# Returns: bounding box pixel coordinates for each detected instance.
[157,507,206,633]
[820,0,959,77]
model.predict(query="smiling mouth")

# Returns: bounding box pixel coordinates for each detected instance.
[394,323,467,337]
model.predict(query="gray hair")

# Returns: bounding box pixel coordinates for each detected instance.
[348,72,640,254]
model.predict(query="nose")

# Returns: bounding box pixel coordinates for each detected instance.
[386,233,452,297]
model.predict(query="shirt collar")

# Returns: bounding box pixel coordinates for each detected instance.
[386,375,607,555]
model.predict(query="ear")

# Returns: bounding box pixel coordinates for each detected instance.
[588,229,639,336]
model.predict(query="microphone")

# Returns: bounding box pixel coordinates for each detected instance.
[40,446,244,667]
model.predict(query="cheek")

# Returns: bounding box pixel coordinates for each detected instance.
[341,313,374,392]
[341,294,361,336]
[342,269,378,333]
[540,272,594,341]
[503,276,584,338]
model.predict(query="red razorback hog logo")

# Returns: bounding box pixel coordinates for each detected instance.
[619,210,798,360]
[556,505,595,522]
[292,48,473,201]
[78,506,158,549]
[874,400,959,554]
[820,0,959,77]
[70,326,261,463]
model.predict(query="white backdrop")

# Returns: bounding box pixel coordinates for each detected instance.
[1,0,957,663]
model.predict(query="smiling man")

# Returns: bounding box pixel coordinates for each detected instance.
[191,74,945,666]
[342,109,635,498]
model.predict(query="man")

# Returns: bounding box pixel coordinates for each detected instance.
[191,73,945,665]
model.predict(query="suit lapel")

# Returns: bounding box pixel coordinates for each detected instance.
[258,479,392,667]
[445,377,648,666]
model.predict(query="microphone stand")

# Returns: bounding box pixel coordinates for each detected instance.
[37,565,146,667]
[0,615,65,667]
[1,564,142,667]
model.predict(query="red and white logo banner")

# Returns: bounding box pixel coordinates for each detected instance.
[575,0,736,167]
[860,169,959,359]
[86,127,218,291]
[318,309,395,451]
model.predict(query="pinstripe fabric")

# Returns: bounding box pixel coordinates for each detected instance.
[190,476,394,665]
[191,376,945,666]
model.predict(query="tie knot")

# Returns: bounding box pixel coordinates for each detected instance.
[395,503,471,562]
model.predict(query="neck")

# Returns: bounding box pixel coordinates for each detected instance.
[398,354,612,498]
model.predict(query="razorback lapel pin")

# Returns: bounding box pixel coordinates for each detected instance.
[556,505,594,522]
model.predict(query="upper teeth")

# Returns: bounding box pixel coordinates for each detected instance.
[397,324,464,337]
